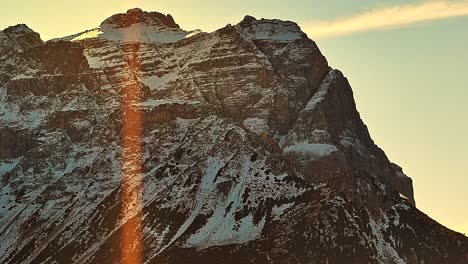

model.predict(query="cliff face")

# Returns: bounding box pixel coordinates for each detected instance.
[0,9,466,264]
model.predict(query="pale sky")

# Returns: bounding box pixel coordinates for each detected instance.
[1,0,467,235]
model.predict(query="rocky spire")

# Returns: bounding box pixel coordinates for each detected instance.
[1,24,43,48]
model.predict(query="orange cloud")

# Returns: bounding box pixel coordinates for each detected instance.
[303,1,468,38]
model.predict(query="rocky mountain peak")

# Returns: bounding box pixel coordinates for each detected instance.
[4,24,36,34]
[100,8,180,29]
[240,15,257,24]
[1,9,467,264]
[236,15,306,41]
[59,8,191,44]
[1,24,43,48]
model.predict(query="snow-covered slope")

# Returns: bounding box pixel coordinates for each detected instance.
[57,8,201,44]
[0,9,466,264]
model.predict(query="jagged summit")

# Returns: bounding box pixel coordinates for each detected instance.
[0,24,43,51]
[100,8,180,29]
[236,15,306,41]
[241,15,257,23]
[3,24,36,34]
[59,8,196,43]
[57,9,307,44]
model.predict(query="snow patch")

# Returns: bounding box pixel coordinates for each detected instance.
[271,202,294,219]
[71,29,103,41]
[0,157,22,177]
[399,193,410,201]
[368,216,405,264]
[243,118,268,134]
[135,98,199,109]
[140,72,176,91]
[157,158,224,254]
[304,84,329,111]
[72,24,195,44]
[11,74,35,81]
[183,29,203,39]
[0,86,48,128]
[84,54,105,69]
[185,213,266,249]
[68,21,202,44]
[184,155,268,249]
[175,118,192,131]
[284,143,337,158]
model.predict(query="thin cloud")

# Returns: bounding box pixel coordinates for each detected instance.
[302,1,468,39]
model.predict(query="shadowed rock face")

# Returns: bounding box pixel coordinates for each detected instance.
[0,9,466,264]
[2,24,43,48]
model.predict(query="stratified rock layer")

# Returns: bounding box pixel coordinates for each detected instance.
[0,9,466,264]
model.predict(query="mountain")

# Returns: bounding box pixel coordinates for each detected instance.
[0,8,466,264]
